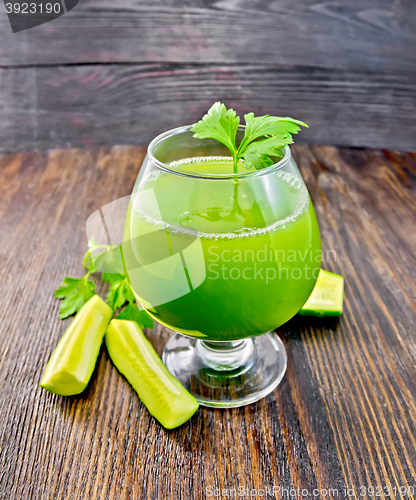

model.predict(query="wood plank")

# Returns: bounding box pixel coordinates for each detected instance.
[1,64,416,153]
[0,0,415,75]
[296,146,416,495]
[0,145,415,499]
[1,0,415,152]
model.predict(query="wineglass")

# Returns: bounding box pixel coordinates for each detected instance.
[122,125,321,407]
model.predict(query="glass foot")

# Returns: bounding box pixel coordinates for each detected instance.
[162,332,287,408]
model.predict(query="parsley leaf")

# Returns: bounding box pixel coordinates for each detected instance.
[86,235,105,254]
[102,272,125,285]
[240,134,294,170]
[240,151,275,171]
[105,273,154,329]
[105,274,136,310]
[191,103,308,171]
[116,303,154,329]
[191,102,240,162]
[238,113,306,153]
[83,237,124,275]
[54,276,96,319]
[93,246,124,274]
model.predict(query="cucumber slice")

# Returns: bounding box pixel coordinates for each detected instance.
[298,269,344,317]
[105,319,199,429]
[41,295,113,396]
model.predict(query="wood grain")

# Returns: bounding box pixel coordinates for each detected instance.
[0,145,415,499]
[0,0,416,152]
[1,64,416,153]
[0,0,415,73]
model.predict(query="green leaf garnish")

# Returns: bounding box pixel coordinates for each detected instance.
[54,235,154,330]
[191,102,307,172]
[105,274,136,310]
[83,237,124,275]
[116,303,154,329]
[54,276,96,319]
[239,134,293,170]
[102,272,125,285]
[86,235,105,254]
[191,102,240,167]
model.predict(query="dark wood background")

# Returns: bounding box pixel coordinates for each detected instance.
[0,0,415,153]
[1,1,416,498]
[0,145,415,500]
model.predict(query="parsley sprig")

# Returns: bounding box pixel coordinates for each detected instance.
[54,275,96,320]
[191,102,307,172]
[54,238,154,330]
[103,272,135,310]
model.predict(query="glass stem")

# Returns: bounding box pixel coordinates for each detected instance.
[197,339,254,371]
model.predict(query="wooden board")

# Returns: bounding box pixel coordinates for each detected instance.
[0,145,415,499]
[0,0,415,72]
[1,64,416,153]
[0,0,416,152]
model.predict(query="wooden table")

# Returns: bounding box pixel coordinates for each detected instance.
[1,145,415,500]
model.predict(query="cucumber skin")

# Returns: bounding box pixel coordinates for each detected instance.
[298,270,344,317]
[41,295,113,396]
[298,308,342,317]
[105,319,199,429]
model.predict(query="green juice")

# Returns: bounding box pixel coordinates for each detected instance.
[123,157,321,341]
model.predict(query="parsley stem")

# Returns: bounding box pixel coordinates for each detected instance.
[232,153,238,175]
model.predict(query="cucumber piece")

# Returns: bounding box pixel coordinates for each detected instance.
[41,295,113,396]
[298,269,344,317]
[105,319,199,429]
